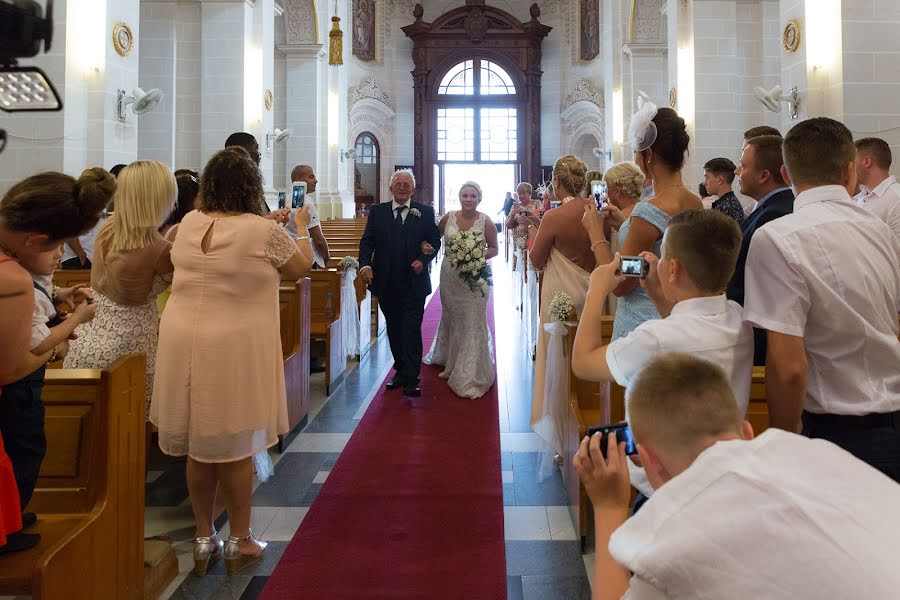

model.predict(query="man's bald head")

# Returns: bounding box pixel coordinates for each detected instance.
[291,165,317,194]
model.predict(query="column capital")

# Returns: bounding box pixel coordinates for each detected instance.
[277,43,325,59]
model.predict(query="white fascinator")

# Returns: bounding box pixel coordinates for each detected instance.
[535,180,550,198]
[628,90,658,153]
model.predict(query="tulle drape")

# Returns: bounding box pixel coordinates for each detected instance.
[535,321,573,481]
[525,260,540,359]
[341,268,360,358]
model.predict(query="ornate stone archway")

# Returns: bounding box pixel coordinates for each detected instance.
[402,1,551,205]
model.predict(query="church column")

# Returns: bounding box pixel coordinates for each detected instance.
[138,2,178,167]
[603,0,627,166]
[63,0,142,174]
[280,44,326,192]
[319,1,353,219]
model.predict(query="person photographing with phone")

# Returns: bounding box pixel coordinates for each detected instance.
[572,209,753,505]
[574,353,900,600]
[283,165,330,269]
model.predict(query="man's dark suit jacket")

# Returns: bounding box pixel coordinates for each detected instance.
[726,188,795,365]
[358,201,442,300]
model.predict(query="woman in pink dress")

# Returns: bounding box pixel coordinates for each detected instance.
[151,148,314,576]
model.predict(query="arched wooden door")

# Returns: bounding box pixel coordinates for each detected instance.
[403,1,551,206]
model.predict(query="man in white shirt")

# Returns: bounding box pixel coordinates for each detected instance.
[573,353,900,600]
[744,117,900,481]
[853,137,900,240]
[573,209,753,497]
[284,165,331,268]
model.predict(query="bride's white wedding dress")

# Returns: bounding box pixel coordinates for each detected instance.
[424,212,495,399]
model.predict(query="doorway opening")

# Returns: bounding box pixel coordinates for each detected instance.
[439,163,517,218]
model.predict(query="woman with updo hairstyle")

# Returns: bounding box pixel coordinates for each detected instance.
[151,147,314,577]
[583,103,702,340]
[527,155,603,464]
[0,168,114,553]
[423,181,498,399]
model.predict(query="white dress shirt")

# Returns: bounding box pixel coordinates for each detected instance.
[30,274,56,350]
[855,175,900,241]
[391,200,411,223]
[744,185,900,416]
[284,201,324,266]
[606,294,754,495]
[62,217,104,263]
[612,429,900,600]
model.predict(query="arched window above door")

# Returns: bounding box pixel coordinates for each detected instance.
[355,134,377,165]
[437,59,517,96]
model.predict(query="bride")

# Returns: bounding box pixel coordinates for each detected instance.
[424,182,498,399]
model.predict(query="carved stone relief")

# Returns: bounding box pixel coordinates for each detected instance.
[633,0,664,43]
[561,78,603,111]
[284,0,317,45]
[350,76,394,109]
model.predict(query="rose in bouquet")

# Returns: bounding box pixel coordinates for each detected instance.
[447,229,493,297]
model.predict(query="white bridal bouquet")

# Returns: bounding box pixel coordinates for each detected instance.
[339,256,359,272]
[548,291,575,322]
[448,229,493,297]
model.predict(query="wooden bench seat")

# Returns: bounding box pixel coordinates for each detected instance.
[309,270,346,395]
[0,355,147,599]
[279,279,311,448]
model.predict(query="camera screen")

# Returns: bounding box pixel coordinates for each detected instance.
[591,180,607,209]
[278,192,286,209]
[621,258,644,275]
[292,185,305,209]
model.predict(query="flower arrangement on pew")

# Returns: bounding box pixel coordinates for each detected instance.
[548,291,576,322]
[448,229,493,297]
[339,256,359,272]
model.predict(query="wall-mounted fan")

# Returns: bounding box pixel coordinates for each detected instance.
[754,85,801,120]
[593,147,611,162]
[265,128,291,151]
[116,87,163,121]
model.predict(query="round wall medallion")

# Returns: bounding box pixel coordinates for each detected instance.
[668,87,677,109]
[112,22,134,57]
[264,90,274,111]
[783,19,801,54]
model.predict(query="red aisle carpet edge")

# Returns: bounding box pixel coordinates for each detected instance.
[260,289,506,599]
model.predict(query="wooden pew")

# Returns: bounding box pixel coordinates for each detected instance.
[0,355,147,599]
[309,270,346,395]
[279,279,311,448]
[52,268,91,290]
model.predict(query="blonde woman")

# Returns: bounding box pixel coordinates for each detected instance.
[65,160,177,419]
[527,155,597,467]
[424,181,498,399]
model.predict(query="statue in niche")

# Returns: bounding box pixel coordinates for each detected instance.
[353,0,376,62]
[581,0,599,61]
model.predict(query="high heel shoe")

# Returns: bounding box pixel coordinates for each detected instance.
[193,532,224,577]
[224,531,267,575]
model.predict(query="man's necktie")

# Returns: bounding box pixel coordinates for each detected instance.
[395,206,405,225]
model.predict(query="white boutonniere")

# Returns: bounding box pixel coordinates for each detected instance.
[409,207,422,219]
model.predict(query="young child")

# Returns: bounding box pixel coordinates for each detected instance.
[0,245,97,527]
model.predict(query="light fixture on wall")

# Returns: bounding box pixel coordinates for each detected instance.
[116,87,163,121]
[754,85,800,120]
[265,128,292,151]
[340,148,356,162]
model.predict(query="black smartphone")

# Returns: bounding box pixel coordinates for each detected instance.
[617,256,650,279]
[277,191,286,209]
[591,179,608,210]
[586,422,637,458]
[291,182,306,209]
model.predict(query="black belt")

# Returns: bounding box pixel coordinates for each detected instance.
[802,410,900,429]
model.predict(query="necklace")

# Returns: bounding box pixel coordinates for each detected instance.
[559,196,576,205]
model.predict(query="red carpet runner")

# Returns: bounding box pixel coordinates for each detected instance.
[261,290,506,599]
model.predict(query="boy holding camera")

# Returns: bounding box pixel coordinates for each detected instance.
[572,209,754,496]
[574,353,900,600]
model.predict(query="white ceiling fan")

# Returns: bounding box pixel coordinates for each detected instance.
[754,85,800,120]
[116,87,163,121]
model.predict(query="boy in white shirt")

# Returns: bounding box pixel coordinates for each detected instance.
[0,245,96,524]
[573,208,753,498]
[574,353,900,600]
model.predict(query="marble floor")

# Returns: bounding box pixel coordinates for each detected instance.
[6,238,595,600]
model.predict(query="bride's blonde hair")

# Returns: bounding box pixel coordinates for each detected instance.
[553,154,588,197]
[458,181,483,202]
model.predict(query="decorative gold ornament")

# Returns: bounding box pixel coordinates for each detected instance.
[783,19,801,54]
[668,87,677,109]
[329,16,343,66]
[264,90,274,111]
[112,22,134,57]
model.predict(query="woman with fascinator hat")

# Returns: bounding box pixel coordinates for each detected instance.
[582,94,702,340]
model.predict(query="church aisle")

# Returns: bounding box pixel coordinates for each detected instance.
[141,241,589,600]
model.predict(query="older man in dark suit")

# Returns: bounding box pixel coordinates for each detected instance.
[728,134,795,365]
[359,170,441,397]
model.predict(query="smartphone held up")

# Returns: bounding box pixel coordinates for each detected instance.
[586,423,638,459]
[291,182,306,209]
[590,179,608,210]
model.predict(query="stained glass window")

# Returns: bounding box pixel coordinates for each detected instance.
[479,108,518,161]
[480,61,516,95]
[354,134,377,165]
[436,108,475,161]
[438,60,474,95]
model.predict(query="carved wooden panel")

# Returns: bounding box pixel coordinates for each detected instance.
[402,1,551,205]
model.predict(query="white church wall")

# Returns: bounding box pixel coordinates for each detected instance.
[175,2,202,172]
[137,2,177,167]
